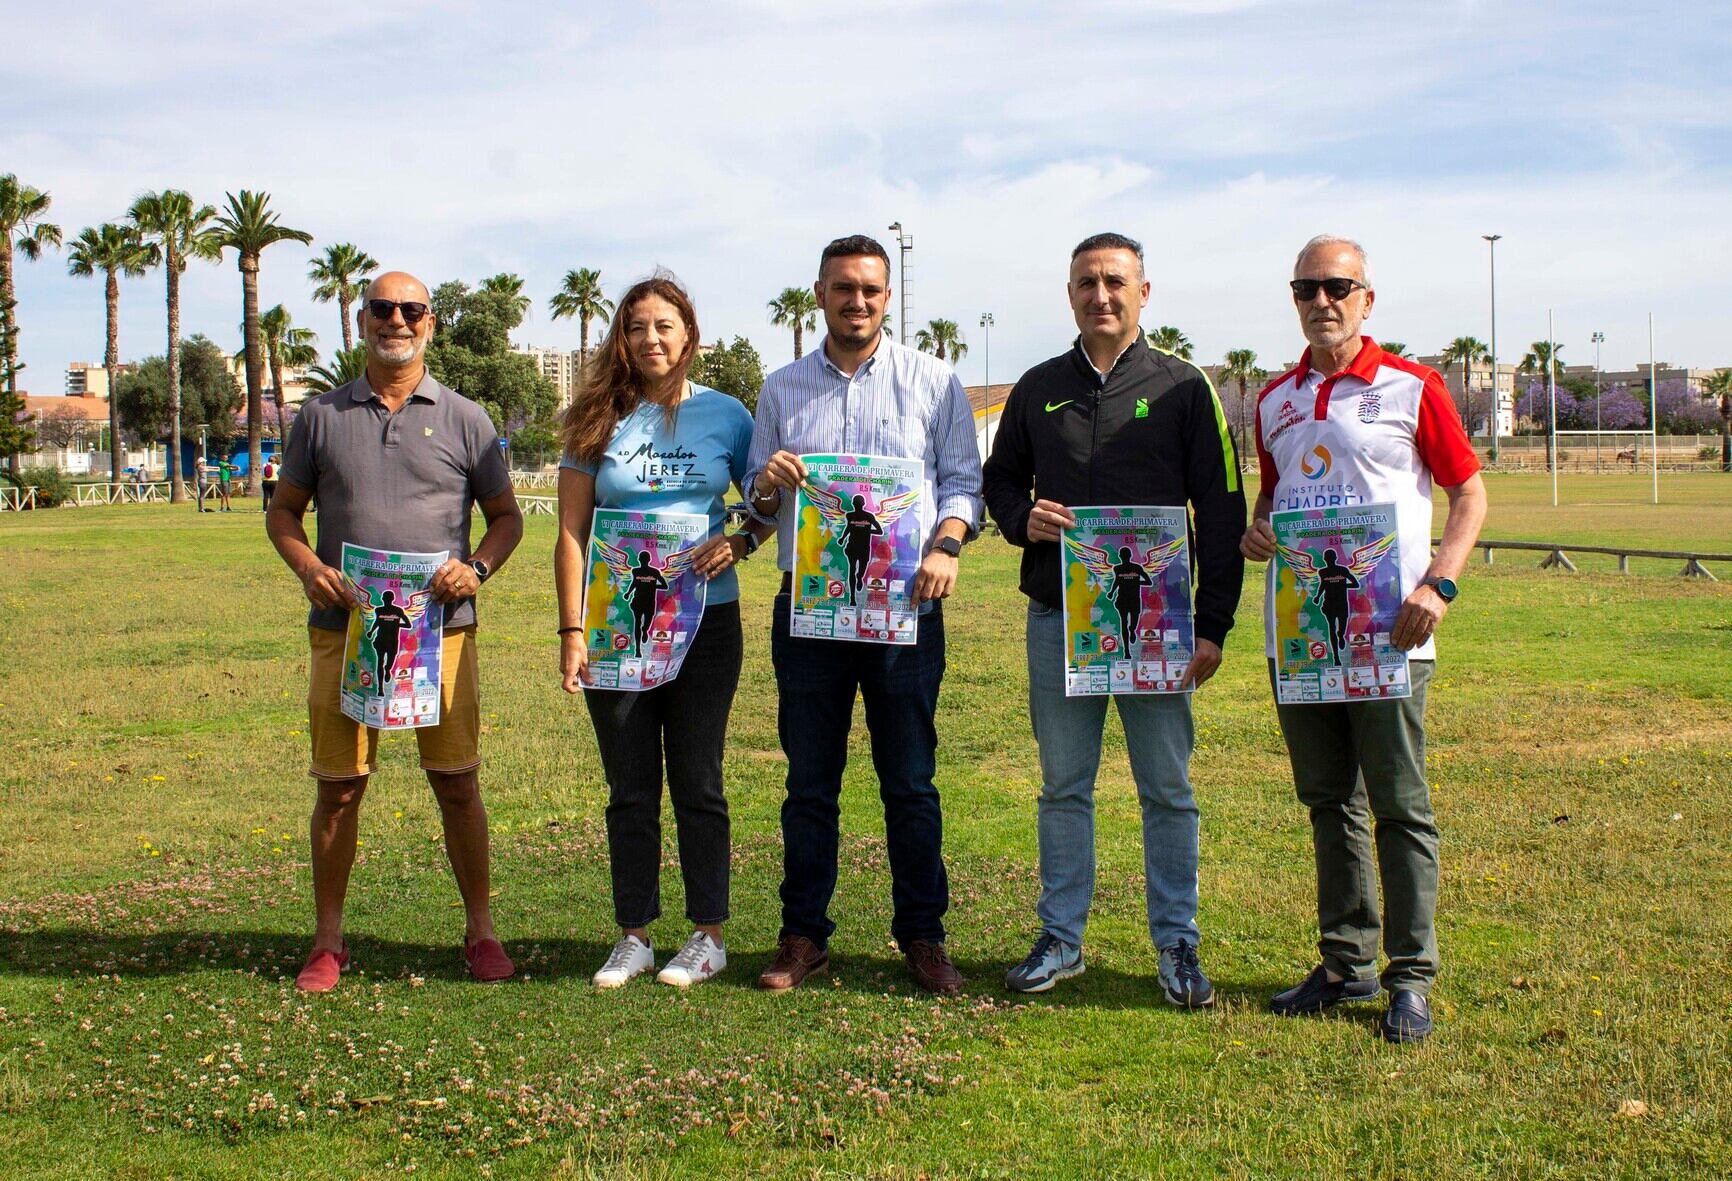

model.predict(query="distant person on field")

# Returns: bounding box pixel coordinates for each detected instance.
[1240,235,1486,1044]
[195,449,211,512]
[217,455,235,511]
[982,231,1246,1004]
[261,454,279,513]
[267,270,525,993]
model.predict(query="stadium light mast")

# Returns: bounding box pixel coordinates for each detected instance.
[979,312,995,453]
[1483,234,1502,462]
[888,221,913,344]
[1591,331,1605,469]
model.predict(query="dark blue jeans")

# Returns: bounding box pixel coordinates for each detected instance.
[770,593,949,949]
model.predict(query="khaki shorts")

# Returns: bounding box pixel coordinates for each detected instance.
[306,624,481,779]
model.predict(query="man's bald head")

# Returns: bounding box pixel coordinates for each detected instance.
[358,270,435,371]
[364,271,431,304]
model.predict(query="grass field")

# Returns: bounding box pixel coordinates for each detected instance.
[1,472,1729,1178]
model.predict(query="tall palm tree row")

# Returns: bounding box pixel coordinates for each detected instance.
[913,319,968,364]
[308,242,378,353]
[548,268,613,362]
[258,305,319,433]
[767,286,818,360]
[216,191,313,494]
[67,223,152,480]
[1220,348,1266,468]
[1146,325,1193,360]
[1439,336,1489,434]
[129,190,222,503]
[0,175,62,472]
[1518,340,1565,379]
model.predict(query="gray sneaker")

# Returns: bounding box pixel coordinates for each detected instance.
[1005,932,1084,993]
[1158,941,1215,1008]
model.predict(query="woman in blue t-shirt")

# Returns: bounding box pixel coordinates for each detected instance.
[554,272,770,991]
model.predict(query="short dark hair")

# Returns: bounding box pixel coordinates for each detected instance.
[819,235,891,281]
[1071,232,1144,264]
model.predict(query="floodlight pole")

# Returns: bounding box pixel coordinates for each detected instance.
[1548,310,1558,507]
[1649,313,1659,504]
[1591,331,1605,469]
[1483,234,1502,463]
[979,312,995,453]
[888,222,913,344]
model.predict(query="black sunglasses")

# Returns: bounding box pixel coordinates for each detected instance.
[1290,277,1368,301]
[366,299,432,324]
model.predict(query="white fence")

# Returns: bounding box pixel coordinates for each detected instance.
[0,486,37,512]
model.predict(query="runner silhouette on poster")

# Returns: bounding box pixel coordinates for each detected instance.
[1069,535,1186,654]
[593,538,702,656]
[353,587,433,686]
[1277,533,1397,666]
[802,482,921,606]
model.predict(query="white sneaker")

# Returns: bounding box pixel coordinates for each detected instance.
[593,934,655,988]
[656,931,726,988]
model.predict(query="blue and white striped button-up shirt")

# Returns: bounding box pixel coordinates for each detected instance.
[745,336,984,572]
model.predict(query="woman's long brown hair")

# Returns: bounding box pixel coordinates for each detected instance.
[559,271,701,466]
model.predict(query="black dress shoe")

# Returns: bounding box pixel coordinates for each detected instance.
[1381,989,1433,1043]
[1269,964,1382,1016]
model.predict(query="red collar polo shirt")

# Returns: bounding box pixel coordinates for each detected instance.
[1253,337,1480,662]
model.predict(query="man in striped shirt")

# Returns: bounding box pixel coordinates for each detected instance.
[744,234,983,995]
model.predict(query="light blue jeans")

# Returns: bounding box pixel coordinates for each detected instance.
[1026,602,1200,951]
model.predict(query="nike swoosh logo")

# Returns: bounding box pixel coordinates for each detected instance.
[1045,400,1074,412]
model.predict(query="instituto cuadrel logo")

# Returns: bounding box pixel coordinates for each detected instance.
[1300,444,1333,480]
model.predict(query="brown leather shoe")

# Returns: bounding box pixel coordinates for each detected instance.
[904,939,963,994]
[757,934,829,992]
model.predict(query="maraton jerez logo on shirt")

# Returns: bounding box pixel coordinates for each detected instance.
[623,441,701,485]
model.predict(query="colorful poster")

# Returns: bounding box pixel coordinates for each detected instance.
[790,454,924,645]
[340,544,447,730]
[1059,506,1194,696]
[1272,502,1410,704]
[583,508,709,691]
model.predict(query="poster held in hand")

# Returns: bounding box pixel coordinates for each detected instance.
[791,453,924,645]
[1059,506,1194,696]
[1271,502,1410,704]
[340,543,447,730]
[583,508,709,691]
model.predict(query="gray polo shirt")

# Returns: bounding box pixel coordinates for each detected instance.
[280,369,511,632]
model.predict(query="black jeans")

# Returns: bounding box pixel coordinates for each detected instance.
[584,600,741,928]
[770,593,949,949]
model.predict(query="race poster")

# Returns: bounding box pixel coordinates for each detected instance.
[790,453,924,645]
[340,543,447,730]
[1058,506,1194,696]
[583,508,709,691]
[1271,502,1410,704]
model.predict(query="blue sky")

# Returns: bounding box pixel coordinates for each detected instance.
[6,0,1730,395]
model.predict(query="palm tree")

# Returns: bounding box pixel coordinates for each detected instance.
[548,268,614,362]
[1702,368,1732,472]
[0,175,63,420]
[308,243,378,353]
[67,223,152,480]
[481,272,532,322]
[914,318,968,364]
[1518,341,1566,380]
[1440,336,1490,434]
[767,286,819,359]
[1220,348,1266,467]
[1380,341,1410,358]
[259,305,319,432]
[302,347,367,396]
[215,191,313,494]
[1146,325,1193,360]
[130,190,222,502]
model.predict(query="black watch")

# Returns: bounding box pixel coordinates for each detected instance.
[1421,575,1457,602]
[468,558,491,584]
[932,537,962,558]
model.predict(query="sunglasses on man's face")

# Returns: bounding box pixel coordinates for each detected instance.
[1290,278,1368,302]
[366,299,431,324]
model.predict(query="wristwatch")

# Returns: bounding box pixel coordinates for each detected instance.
[1420,575,1457,602]
[932,537,963,559]
[468,558,491,584]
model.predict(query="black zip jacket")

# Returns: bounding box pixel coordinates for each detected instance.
[982,337,1247,646]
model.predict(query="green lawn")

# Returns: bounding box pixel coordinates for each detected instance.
[1,472,1729,1178]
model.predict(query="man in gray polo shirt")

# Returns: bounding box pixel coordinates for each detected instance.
[267,270,524,992]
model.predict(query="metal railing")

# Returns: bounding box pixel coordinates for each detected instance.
[1459,538,1728,580]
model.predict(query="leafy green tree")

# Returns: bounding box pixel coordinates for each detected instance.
[114,335,243,446]
[215,190,313,492]
[689,336,766,415]
[548,268,613,360]
[302,347,366,396]
[481,273,532,322]
[508,415,562,469]
[1703,368,1732,472]
[430,280,470,330]
[1440,336,1490,434]
[1146,325,1192,359]
[130,190,222,499]
[1220,348,1266,467]
[259,305,319,430]
[308,243,377,353]
[914,318,968,364]
[767,286,818,359]
[67,223,152,479]
[426,282,556,436]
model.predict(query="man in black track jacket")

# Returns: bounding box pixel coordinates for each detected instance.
[983,231,1246,1006]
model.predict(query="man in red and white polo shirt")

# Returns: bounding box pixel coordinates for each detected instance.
[1240,235,1486,1044]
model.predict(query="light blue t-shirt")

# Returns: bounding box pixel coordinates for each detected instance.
[561,385,755,604]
